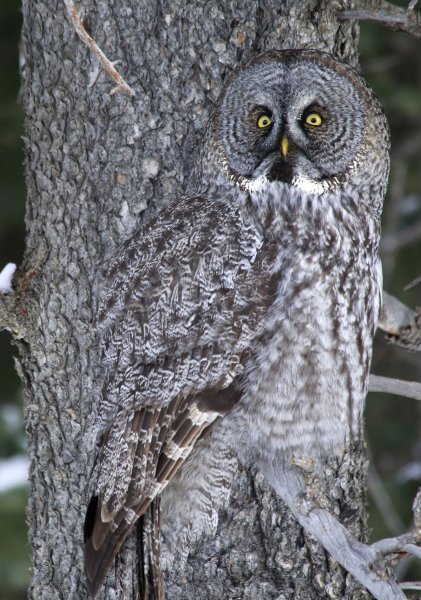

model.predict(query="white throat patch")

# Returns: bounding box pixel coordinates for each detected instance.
[291,174,330,196]
[243,173,330,197]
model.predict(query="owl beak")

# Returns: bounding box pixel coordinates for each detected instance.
[281,136,289,159]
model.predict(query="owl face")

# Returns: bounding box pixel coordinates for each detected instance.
[217,50,371,193]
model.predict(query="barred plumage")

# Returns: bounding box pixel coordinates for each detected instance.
[84,49,390,598]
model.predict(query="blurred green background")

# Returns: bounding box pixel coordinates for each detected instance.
[0,2,420,598]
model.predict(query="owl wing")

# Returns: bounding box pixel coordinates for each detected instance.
[83,195,277,596]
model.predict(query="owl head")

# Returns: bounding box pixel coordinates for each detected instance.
[207,50,390,204]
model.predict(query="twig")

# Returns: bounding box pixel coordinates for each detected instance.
[63,0,135,97]
[338,1,421,40]
[400,581,421,591]
[369,374,421,401]
[377,292,421,352]
[413,488,421,530]
[370,534,421,560]
[387,309,421,353]
[266,465,406,600]
[404,274,421,291]
[378,291,416,335]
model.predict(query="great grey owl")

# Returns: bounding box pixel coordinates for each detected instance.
[83,49,390,597]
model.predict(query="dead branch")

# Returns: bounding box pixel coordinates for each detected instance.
[63,0,135,97]
[370,534,421,560]
[267,465,406,600]
[400,581,421,591]
[388,309,421,352]
[405,275,421,291]
[369,374,421,401]
[377,291,421,352]
[338,1,421,40]
[413,488,421,530]
[378,290,416,335]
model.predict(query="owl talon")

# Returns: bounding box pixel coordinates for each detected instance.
[291,455,316,473]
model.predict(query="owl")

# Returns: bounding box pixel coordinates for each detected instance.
[83,49,390,598]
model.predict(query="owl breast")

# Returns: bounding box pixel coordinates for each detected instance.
[235,186,382,464]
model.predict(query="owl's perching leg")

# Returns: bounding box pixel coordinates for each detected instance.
[160,422,238,573]
[264,462,406,600]
[160,416,415,599]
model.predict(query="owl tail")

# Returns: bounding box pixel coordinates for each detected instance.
[83,496,163,599]
[139,498,164,600]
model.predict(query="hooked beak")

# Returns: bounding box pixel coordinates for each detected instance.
[281,136,289,159]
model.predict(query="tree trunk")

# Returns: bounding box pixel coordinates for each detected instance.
[18,0,375,597]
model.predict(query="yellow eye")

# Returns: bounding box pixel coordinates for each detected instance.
[257,114,272,128]
[305,112,323,126]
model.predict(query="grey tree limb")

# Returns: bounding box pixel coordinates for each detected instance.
[369,537,421,561]
[338,1,421,40]
[377,291,421,351]
[378,291,416,335]
[270,466,407,600]
[401,581,421,591]
[369,374,421,401]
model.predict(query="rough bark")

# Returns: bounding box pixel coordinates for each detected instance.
[16,0,382,598]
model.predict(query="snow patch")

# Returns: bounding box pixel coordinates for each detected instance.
[0,455,29,492]
[0,263,16,293]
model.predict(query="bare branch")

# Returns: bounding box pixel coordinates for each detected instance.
[378,290,416,335]
[404,275,421,291]
[267,466,406,600]
[389,310,421,352]
[370,534,421,560]
[63,0,135,97]
[377,291,421,351]
[413,488,421,530]
[403,544,421,560]
[338,2,421,40]
[400,581,421,591]
[369,374,421,401]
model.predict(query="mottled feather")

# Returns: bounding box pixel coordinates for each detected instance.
[84,195,277,597]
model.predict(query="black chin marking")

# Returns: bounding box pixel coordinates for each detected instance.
[267,160,294,183]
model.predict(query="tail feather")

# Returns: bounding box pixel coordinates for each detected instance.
[139,498,163,600]
[83,495,163,599]
[84,496,134,597]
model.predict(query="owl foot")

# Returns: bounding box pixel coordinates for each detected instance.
[267,464,406,600]
[291,454,330,512]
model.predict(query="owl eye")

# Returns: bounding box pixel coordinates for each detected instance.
[304,112,323,127]
[257,114,272,129]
